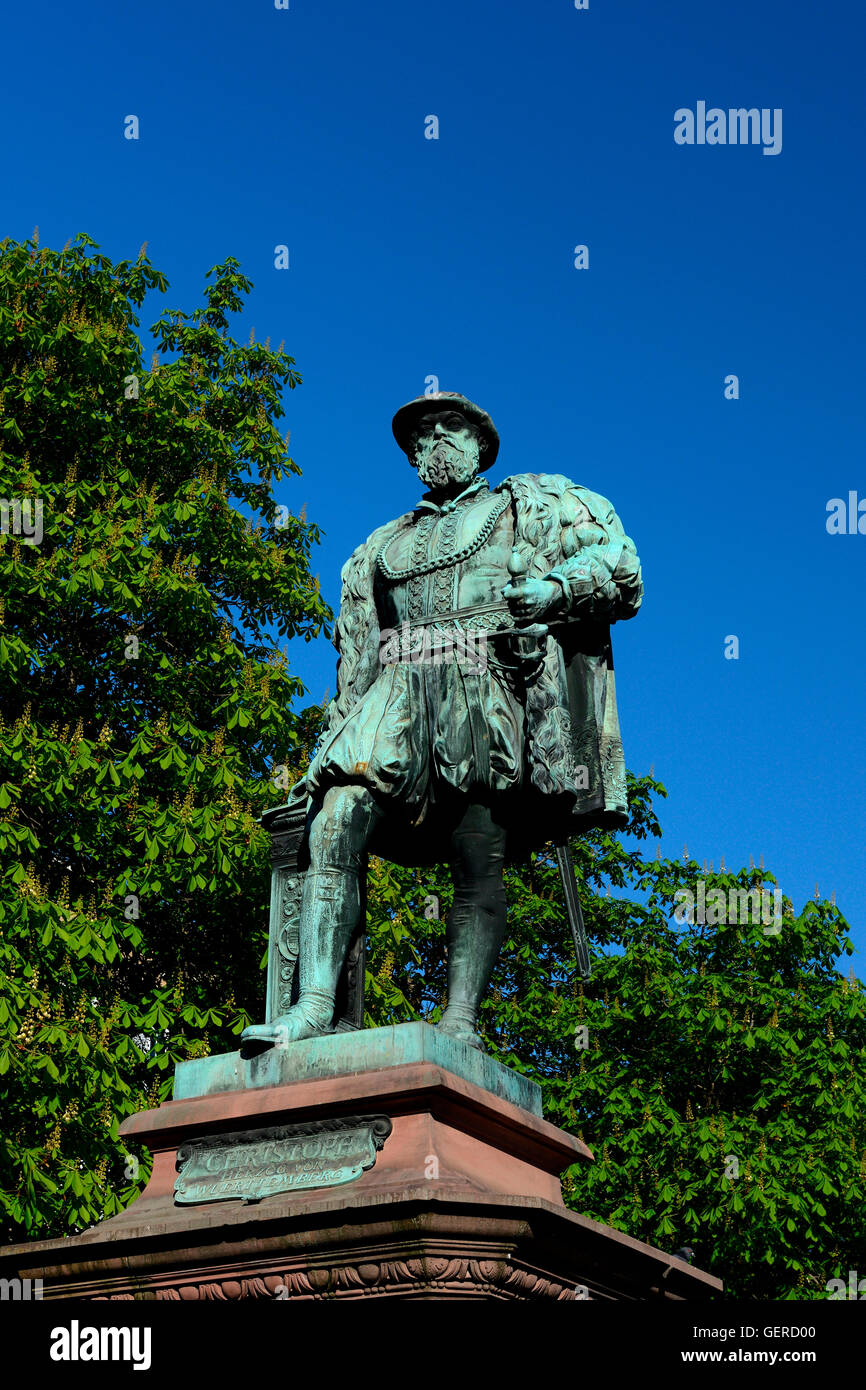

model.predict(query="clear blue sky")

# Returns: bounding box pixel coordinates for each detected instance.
[4,1,864,960]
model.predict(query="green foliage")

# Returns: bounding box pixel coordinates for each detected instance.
[363,775,866,1300]
[2,233,861,1302]
[0,233,330,1241]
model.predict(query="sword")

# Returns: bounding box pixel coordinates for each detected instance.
[503,551,591,979]
[555,842,592,981]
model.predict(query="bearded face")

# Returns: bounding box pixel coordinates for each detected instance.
[412,412,484,491]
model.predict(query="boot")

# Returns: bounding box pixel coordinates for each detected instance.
[241,865,362,1045]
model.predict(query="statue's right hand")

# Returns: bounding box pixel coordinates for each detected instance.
[502,577,561,624]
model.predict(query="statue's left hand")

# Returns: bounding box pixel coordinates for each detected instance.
[286,775,309,808]
[502,577,562,624]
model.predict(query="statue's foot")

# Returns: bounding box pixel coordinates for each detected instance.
[437,1014,485,1052]
[241,1003,333,1048]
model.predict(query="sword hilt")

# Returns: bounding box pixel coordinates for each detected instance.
[505,548,550,648]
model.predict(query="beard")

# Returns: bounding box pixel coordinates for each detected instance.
[414,435,481,491]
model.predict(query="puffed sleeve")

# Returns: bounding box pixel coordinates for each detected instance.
[543,485,643,625]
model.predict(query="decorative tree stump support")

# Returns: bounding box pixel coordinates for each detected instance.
[262,803,366,1033]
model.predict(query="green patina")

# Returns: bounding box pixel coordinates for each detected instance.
[241,393,642,1053]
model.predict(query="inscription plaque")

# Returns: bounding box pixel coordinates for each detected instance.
[174,1115,392,1205]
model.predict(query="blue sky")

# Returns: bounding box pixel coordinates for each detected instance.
[4,1,864,961]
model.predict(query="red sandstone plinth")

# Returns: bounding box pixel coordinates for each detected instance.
[0,1058,721,1300]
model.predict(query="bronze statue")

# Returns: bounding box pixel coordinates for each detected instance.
[243,393,642,1049]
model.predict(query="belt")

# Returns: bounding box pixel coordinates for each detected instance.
[402,601,517,634]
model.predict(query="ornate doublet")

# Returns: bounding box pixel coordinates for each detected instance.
[375,481,513,631]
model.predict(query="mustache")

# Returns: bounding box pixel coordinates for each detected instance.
[419,436,464,454]
[416,439,472,464]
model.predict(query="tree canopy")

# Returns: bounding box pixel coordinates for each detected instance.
[0,232,328,1238]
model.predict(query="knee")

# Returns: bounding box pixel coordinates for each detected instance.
[451,817,507,890]
[308,785,377,869]
[452,852,506,907]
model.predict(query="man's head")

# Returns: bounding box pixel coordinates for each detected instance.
[411,409,486,491]
[391,393,499,491]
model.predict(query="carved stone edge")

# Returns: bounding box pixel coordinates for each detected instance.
[92,1256,583,1301]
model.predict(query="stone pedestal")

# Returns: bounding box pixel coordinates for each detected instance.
[0,1024,721,1300]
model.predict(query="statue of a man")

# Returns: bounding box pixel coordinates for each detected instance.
[243,393,642,1049]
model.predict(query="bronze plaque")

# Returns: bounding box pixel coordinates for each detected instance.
[174,1115,392,1205]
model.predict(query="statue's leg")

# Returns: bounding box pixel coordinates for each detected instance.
[438,801,508,1051]
[242,785,383,1044]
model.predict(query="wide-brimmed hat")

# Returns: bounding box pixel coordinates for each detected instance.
[391,392,499,472]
